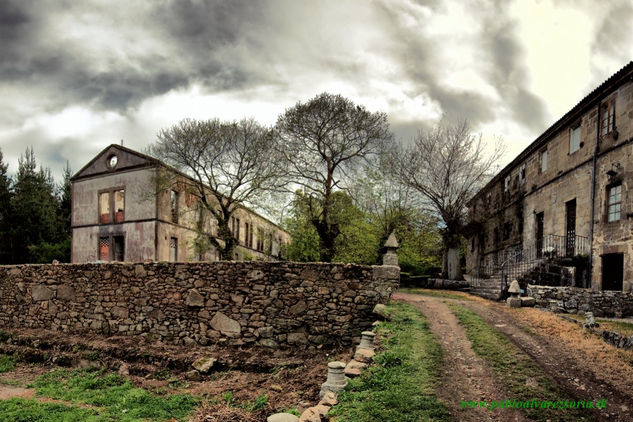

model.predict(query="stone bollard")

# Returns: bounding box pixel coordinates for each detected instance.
[356,331,375,352]
[506,279,522,308]
[584,312,597,328]
[319,361,347,398]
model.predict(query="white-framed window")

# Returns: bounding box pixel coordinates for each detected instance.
[607,183,622,222]
[570,125,581,154]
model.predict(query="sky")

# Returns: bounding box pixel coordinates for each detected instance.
[0,0,632,181]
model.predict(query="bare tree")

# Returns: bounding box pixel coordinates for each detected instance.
[275,93,393,262]
[149,118,282,260]
[389,120,504,279]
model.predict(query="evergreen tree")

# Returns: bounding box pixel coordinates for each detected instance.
[0,149,12,264]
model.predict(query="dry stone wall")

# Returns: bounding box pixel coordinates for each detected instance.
[527,285,633,317]
[0,261,398,348]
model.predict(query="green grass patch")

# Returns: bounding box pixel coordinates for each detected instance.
[398,288,472,301]
[450,304,590,421]
[0,355,16,373]
[329,302,449,422]
[26,368,198,421]
[0,398,98,422]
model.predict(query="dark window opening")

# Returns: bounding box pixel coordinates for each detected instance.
[602,253,623,291]
[170,190,179,223]
[113,236,124,261]
[536,212,544,258]
[169,237,178,262]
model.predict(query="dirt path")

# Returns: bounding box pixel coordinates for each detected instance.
[394,290,633,422]
[393,292,527,422]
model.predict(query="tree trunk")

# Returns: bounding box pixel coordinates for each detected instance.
[441,229,462,280]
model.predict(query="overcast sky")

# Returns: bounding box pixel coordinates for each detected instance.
[1,0,632,180]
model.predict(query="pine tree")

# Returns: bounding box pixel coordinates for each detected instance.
[0,148,13,264]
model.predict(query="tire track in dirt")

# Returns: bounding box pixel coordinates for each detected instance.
[458,298,633,422]
[393,292,527,422]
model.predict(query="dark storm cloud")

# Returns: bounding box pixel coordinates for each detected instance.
[480,4,548,132]
[0,0,269,111]
[591,3,633,60]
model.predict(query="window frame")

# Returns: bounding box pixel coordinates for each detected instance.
[539,149,548,173]
[607,182,622,223]
[169,236,178,262]
[98,234,125,261]
[569,124,581,154]
[98,186,125,225]
[170,190,179,223]
[600,98,616,137]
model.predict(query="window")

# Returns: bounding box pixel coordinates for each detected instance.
[99,188,125,224]
[98,235,124,261]
[607,183,622,222]
[519,164,526,185]
[169,237,178,261]
[99,192,110,223]
[236,218,241,241]
[570,125,581,154]
[244,222,250,247]
[170,190,179,223]
[504,175,511,192]
[600,99,616,136]
[257,228,264,251]
[540,149,548,173]
[114,189,125,222]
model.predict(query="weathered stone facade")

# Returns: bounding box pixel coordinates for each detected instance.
[71,144,290,263]
[527,285,633,317]
[0,261,398,348]
[467,62,633,292]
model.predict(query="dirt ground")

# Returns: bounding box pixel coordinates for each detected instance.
[0,327,353,421]
[393,291,633,422]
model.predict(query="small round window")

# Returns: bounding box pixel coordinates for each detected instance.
[107,154,118,169]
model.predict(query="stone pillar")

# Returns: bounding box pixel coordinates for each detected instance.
[382,232,399,266]
[320,361,347,398]
[357,331,375,351]
[372,232,400,302]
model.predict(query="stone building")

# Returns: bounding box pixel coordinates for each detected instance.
[467,61,633,294]
[71,144,290,263]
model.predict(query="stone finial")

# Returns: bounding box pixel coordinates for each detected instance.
[384,232,399,249]
[508,280,521,296]
[319,361,347,398]
[382,232,399,266]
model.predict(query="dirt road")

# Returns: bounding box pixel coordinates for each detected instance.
[393,291,633,422]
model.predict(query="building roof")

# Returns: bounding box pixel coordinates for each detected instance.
[470,61,633,203]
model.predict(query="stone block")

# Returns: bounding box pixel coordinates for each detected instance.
[288,331,308,344]
[506,297,522,308]
[56,285,75,301]
[267,414,299,422]
[210,312,241,336]
[186,289,205,307]
[354,348,375,363]
[319,391,338,407]
[32,285,54,301]
[520,297,536,307]
[192,356,217,373]
[300,405,329,422]
[373,304,390,320]
[344,359,367,377]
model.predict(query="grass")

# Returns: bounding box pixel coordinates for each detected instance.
[449,304,591,421]
[398,288,472,301]
[0,355,16,373]
[329,301,450,422]
[561,313,633,336]
[0,368,199,421]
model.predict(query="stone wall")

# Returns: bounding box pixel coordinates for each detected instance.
[0,261,399,348]
[527,285,633,317]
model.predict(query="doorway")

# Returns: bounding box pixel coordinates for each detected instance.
[536,212,544,258]
[565,199,576,256]
[602,253,623,291]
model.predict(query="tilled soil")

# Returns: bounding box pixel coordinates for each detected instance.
[394,291,633,422]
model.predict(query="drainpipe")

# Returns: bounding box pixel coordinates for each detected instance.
[587,102,601,289]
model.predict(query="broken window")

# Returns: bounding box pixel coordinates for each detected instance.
[504,175,511,192]
[540,149,548,173]
[113,236,124,261]
[170,190,179,223]
[607,183,622,222]
[601,98,616,136]
[99,237,110,261]
[114,189,125,222]
[519,164,526,185]
[169,237,178,261]
[99,192,110,223]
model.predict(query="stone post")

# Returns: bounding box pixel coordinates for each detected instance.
[382,232,399,266]
[372,232,400,303]
[320,361,347,398]
[357,331,375,351]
